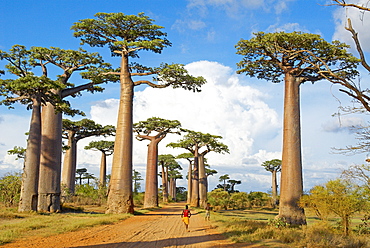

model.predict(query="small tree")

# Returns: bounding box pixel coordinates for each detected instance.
[261,159,282,207]
[76,168,87,186]
[85,140,115,188]
[299,179,368,235]
[228,179,241,193]
[219,174,230,191]
[0,172,22,207]
[133,169,143,194]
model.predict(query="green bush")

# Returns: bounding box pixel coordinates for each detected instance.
[72,184,107,205]
[229,192,249,209]
[0,172,21,207]
[207,188,230,210]
[133,192,144,207]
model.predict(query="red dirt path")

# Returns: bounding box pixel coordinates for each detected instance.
[2,202,249,248]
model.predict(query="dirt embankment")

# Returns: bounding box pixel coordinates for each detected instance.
[2,202,245,248]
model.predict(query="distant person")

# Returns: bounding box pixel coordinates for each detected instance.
[181,205,192,232]
[205,203,211,221]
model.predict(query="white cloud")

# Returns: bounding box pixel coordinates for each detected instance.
[87,60,282,190]
[0,113,29,172]
[322,116,365,133]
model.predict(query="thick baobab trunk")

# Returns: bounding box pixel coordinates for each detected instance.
[190,151,199,207]
[272,170,278,207]
[278,72,306,225]
[107,55,134,214]
[198,154,207,208]
[18,100,41,212]
[38,102,62,212]
[161,164,168,203]
[143,140,159,208]
[187,161,192,204]
[61,134,77,194]
[99,151,107,187]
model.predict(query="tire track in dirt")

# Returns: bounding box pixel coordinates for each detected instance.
[2,202,242,248]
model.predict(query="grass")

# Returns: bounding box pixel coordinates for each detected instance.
[0,204,132,245]
[197,208,370,247]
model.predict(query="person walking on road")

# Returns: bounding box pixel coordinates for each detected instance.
[205,203,211,221]
[181,205,192,232]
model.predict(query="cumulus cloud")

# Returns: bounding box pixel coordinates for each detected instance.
[87,60,281,190]
[0,114,29,172]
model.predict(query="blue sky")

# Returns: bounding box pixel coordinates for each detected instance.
[1,0,370,193]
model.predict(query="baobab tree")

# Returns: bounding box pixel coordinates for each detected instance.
[168,164,183,201]
[61,118,115,194]
[28,46,114,213]
[0,45,65,212]
[236,31,359,225]
[158,154,177,203]
[167,130,228,207]
[133,117,181,208]
[84,140,115,188]
[176,152,194,204]
[261,159,282,208]
[72,12,206,213]
[219,174,230,191]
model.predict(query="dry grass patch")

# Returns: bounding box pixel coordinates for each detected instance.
[0,205,131,245]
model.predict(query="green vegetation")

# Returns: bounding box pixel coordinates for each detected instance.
[0,172,21,207]
[198,208,369,247]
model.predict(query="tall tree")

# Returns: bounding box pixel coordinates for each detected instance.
[84,140,115,188]
[168,164,183,201]
[236,31,359,225]
[133,117,181,208]
[168,130,228,207]
[197,134,229,207]
[72,12,206,213]
[28,46,114,212]
[176,152,194,204]
[0,45,64,212]
[61,119,115,194]
[261,159,282,207]
[158,154,177,203]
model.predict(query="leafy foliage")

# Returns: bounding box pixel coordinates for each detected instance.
[236,31,359,84]
[299,179,368,235]
[0,172,21,207]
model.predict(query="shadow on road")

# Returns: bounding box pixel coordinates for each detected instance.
[70,233,239,248]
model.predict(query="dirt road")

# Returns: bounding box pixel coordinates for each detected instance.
[3,203,241,248]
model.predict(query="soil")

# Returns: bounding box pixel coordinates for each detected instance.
[2,202,250,248]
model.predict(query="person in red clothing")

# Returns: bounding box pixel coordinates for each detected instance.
[181,205,192,232]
